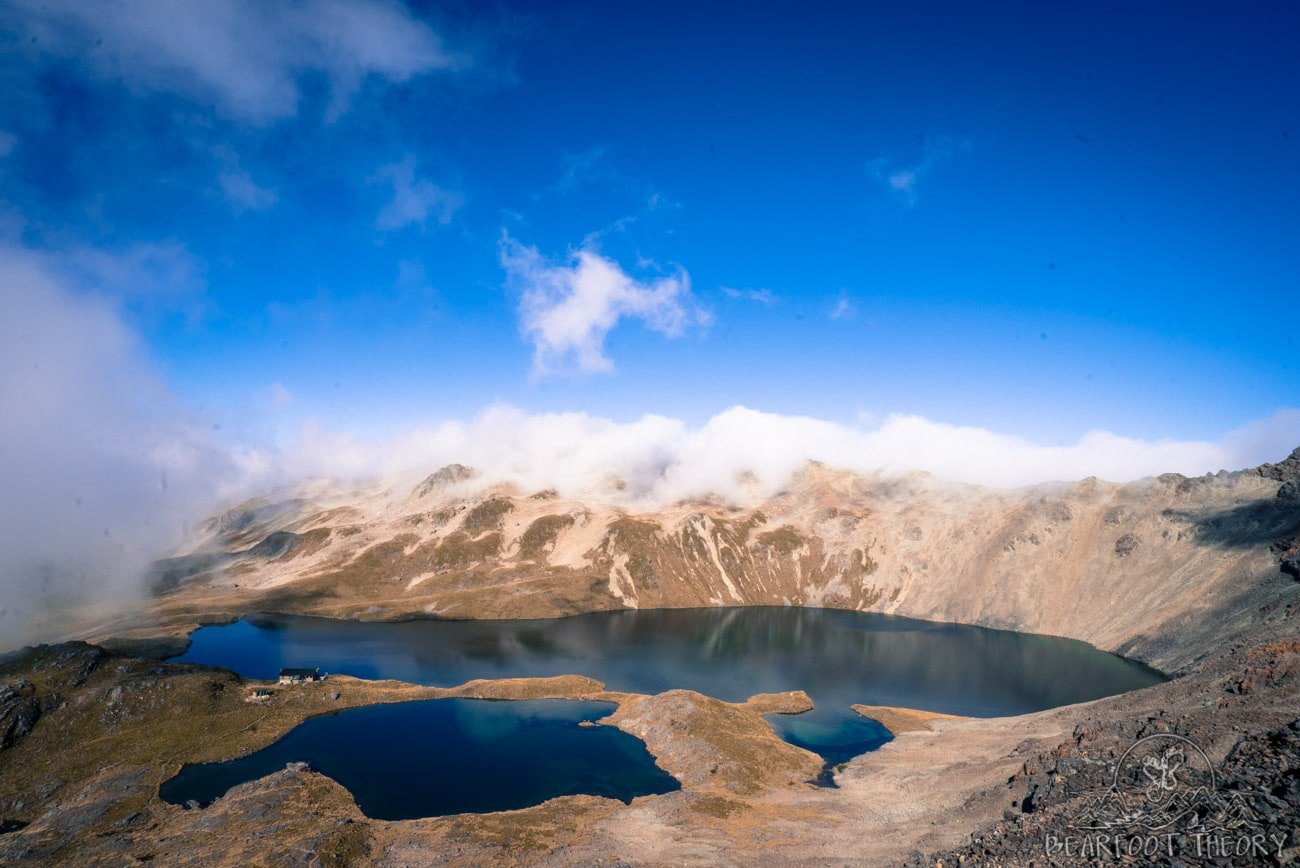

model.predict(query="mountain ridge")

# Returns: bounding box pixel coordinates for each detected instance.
[146,452,1300,672]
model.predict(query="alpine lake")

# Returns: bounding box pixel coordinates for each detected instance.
[162,607,1165,819]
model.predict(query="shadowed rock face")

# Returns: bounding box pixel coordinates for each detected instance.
[1256,449,1300,580]
[152,451,1300,671]
[0,681,40,751]
[1277,538,1300,580]
[1256,447,1300,484]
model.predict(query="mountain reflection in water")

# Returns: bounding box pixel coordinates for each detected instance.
[175,607,1165,763]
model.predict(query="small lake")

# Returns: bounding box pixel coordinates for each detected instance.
[160,698,679,819]
[174,607,1165,768]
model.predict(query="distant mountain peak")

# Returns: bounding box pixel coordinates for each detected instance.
[411,464,476,499]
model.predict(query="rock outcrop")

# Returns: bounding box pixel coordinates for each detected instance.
[1256,446,1300,484]
[0,681,39,751]
[411,464,475,499]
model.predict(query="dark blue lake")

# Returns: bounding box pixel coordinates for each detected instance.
[173,607,1166,767]
[160,698,678,819]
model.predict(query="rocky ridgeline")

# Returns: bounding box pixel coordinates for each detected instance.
[1256,446,1300,487]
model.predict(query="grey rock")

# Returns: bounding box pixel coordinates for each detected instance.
[412,464,475,498]
[0,681,40,751]
[1257,447,1300,483]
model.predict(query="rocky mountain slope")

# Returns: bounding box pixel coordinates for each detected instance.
[0,450,1295,865]
[143,451,1300,671]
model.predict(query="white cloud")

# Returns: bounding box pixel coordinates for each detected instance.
[4,0,465,122]
[502,237,706,376]
[218,167,278,212]
[268,403,1300,504]
[866,135,972,205]
[0,243,242,645]
[375,158,462,230]
[722,286,777,305]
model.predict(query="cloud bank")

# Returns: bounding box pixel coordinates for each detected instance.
[502,238,707,376]
[269,404,1300,505]
[0,244,242,644]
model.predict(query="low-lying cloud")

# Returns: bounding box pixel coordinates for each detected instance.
[274,404,1300,504]
[0,244,243,644]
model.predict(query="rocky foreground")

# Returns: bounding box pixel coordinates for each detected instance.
[0,450,1297,864]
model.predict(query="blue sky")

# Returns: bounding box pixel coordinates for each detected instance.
[2,0,1297,448]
